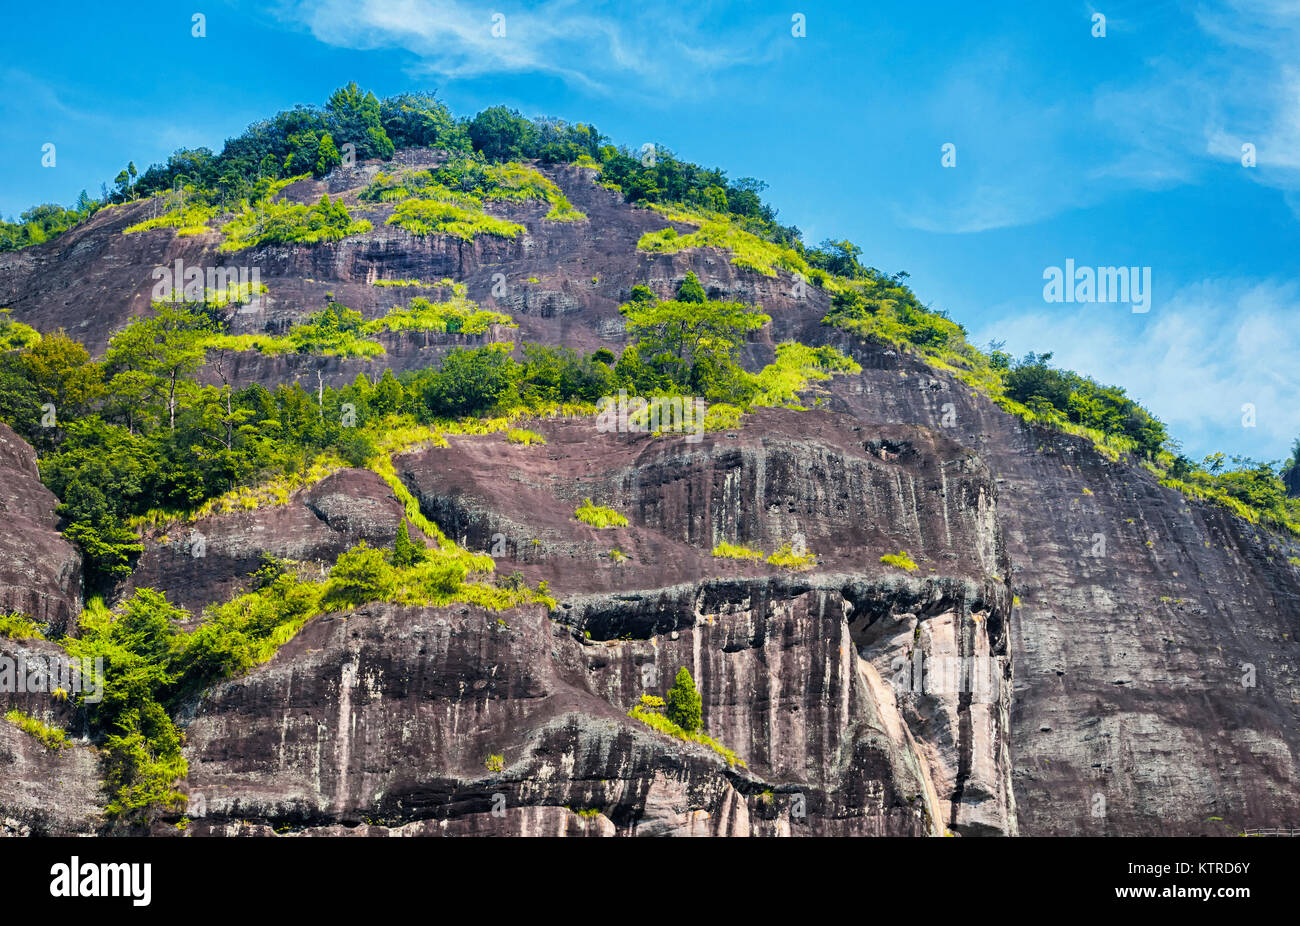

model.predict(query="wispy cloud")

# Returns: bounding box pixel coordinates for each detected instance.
[275,0,783,97]
[898,0,1300,233]
[973,278,1300,459]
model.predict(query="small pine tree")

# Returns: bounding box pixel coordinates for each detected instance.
[392,519,427,568]
[677,271,707,304]
[665,667,702,733]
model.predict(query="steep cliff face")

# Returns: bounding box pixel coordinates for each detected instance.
[828,337,1300,835]
[1,154,1296,836]
[174,576,1003,837]
[0,422,81,637]
[107,406,1016,836]
[0,637,101,835]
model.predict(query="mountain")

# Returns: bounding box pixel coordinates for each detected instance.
[0,109,1297,836]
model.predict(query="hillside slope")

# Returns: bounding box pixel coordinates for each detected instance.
[0,152,1296,836]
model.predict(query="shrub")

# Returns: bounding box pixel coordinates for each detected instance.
[221,193,371,252]
[386,199,523,241]
[323,542,395,608]
[665,667,702,733]
[424,346,520,418]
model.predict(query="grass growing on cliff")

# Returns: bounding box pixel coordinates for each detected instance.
[123,194,219,237]
[4,710,69,750]
[220,189,371,253]
[766,542,817,570]
[637,208,817,280]
[387,199,524,241]
[575,498,628,528]
[711,542,763,561]
[506,428,546,445]
[749,342,862,410]
[362,159,585,224]
[713,541,815,570]
[627,694,745,769]
[880,551,919,572]
[368,295,516,336]
[0,612,45,640]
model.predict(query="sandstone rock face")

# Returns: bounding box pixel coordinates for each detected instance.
[0,637,103,834]
[122,468,408,614]
[175,581,985,836]
[829,337,1300,835]
[0,422,81,637]
[1,156,1297,836]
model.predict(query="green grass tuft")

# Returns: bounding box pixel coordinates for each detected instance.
[880,551,919,572]
[575,498,629,528]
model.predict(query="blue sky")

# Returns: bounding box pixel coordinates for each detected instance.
[2,0,1297,462]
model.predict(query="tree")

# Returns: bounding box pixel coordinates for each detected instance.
[103,304,209,431]
[619,286,768,391]
[392,519,427,568]
[381,92,470,152]
[468,106,536,161]
[424,346,519,418]
[325,82,394,161]
[677,271,706,304]
[665,667,702,733]
[324,542,394,608]
[371,368,404,415]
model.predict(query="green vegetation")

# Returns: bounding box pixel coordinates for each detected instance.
[55,522,548,821]
[609,275,858,428]
[485,754,505,773]
[0,202,93,252]
[109,288,520,370]
[0,612,45,640]
[880,551,919,572]
[638,215,814,278]
[712,539,816,570]
[711,541,763,561]
[123,194,219,236]
[665,667,702,733]
[220,192,371,252]
[0,309,41,351]
[1160,449,1300,537]
[4,710,70,751]
[628,692,744,769]
[372,278,440,288]
[369,295,515,336]
[386,198,523,241]
[505,428,546,446]
[361,156,587,240]
[767,543,817,570]
[575,498,628,529]
[362,157,584,221]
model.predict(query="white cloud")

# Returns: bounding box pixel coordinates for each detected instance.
[899,1,1300,233]
[972,278,1300,460]
[276,0,782,97]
